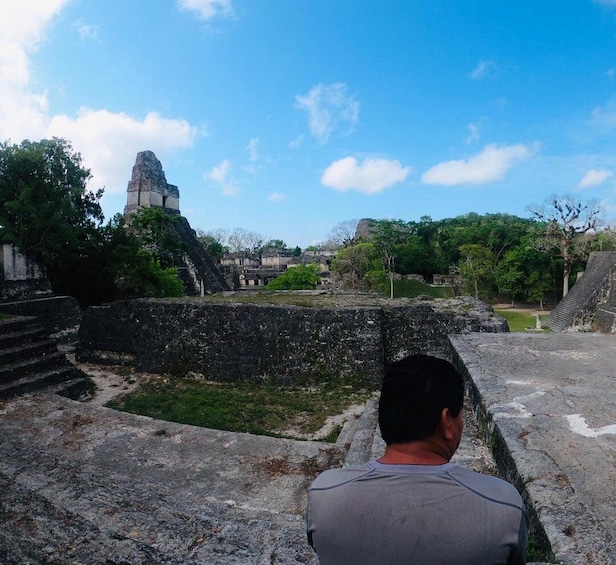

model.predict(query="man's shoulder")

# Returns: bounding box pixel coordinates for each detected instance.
[309,463,373,491]
[448,465,524,508]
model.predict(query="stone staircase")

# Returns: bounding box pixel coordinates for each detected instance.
[0,315,86,399]
[546,251,616,332]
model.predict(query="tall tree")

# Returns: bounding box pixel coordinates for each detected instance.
[0,137,103,266]
[330,243,381,289]
[267,264,320,290]
[457,244,496,300]
[325,219,360,248]
[227,227,265,256]
[372,219,411,298]
[527,195,603,297]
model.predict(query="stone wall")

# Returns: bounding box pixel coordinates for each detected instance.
[77,297,507,384]
[0,244,52,302]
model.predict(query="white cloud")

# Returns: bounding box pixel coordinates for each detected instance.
[421,144,535,186]
[48,109,198,193]
[0,1,67,141]
[75,20,99,42]
[321,157,411,194]
[0,3,200,199]
[466,123,481,144]
[247,137,259,162]
[206,159,238,196]
[295,83,359,144]
[576,169,613,190]
[588,99,616,133]
[268,192,287,202]
[177,0,232,20]
[469,59,496,80]
[288,134,303,149]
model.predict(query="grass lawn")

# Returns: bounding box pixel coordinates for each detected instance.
[107,375,374,441]
[494,309,549,332]
[387,279,455,299]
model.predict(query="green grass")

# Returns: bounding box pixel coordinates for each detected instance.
[386,279,455,299]
[526,535,558,563]
[0,312,12,320]
[494,309,549,332]
[107,375,374,441]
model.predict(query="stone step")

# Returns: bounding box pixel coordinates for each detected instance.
[343,397,379,466]
[0,324,48,349]
[0,394,324,564]
[0,315,41,335]
[546,251,616,331]
[0,350,67,386]
[0,339,58,366]
[0,365,77,399]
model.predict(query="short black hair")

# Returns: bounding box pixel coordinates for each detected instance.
[378,354,464,445]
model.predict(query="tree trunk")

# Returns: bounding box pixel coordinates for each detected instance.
[389,272,394,299]
[562,264,571,297]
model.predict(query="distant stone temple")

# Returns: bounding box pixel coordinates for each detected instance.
[124,151,180,216]
[124,151,229,295]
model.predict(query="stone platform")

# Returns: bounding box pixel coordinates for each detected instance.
[2,333,614,563]
[452,333,616,565]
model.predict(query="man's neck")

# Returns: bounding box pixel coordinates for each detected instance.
[377,440,453,466]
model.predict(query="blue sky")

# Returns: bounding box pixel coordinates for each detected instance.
[4,1,616,247]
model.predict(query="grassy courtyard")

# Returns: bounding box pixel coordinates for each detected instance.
[107,373,375,442]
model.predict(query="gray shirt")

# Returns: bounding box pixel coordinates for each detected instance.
[307,461,527,565]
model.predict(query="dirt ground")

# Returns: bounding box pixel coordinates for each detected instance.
[492,303,552,316]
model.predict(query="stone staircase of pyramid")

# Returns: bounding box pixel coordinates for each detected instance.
[0,315,86,400]
[546,251,616,332]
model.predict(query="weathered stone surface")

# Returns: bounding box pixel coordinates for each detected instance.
[0,243,52,302]
[124,150,180,216]
[77,297,507,384]
[0,295,81,345]
[0,363,504,565]
[547,251,616,332]
[452,333,616,564]
[0,392,338,564]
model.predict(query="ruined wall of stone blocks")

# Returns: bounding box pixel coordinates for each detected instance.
[0,244,53,302]
[77,298,507,384]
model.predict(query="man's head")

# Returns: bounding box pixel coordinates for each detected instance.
[378,354,464,446]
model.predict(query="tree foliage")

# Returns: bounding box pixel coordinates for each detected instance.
[457,244,496,300]
[0,138,184,305]
[330,243,382,289]
[527,194,604,296]
[325,219,360,248]
[0,138,103,265]
[267,264,321,290]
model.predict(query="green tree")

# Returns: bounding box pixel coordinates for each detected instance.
[330,243,382,289]
[457,244,496,300]
[128,206,187,268]
[395,235,435,278]
[195,229,227,262]
[372,219,411,298]
[0,137,103,267]
[267,264,320,290]
[104,214,185,300]
[494,251,526,306]
[527,194,603,297]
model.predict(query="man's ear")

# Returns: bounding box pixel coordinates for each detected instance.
[439,407,457,441]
